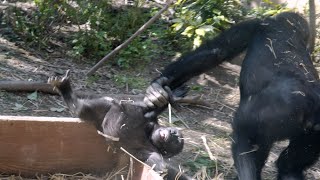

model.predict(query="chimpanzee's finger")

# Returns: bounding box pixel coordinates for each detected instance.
[144,110,156,119]
[164,86,181,111]
[149,83,169,105]
[154,76,169,85]
[144,95,155,108]
[145,89,166,108]
[164,86,174,103]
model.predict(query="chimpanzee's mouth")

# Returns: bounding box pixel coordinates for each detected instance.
[159,130,168,141]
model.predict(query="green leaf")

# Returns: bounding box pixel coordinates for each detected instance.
[193,36,202,48]
[12,103,28,111]
[72,39,78,44]
[198,25,214,32]
[195,16,203,25]
[195,28,205,36]
[171,18,183,23]
[27,91,38,101]
[172,22,184,31]
[212,9,221,15]
[50,107,65,112]
[263,10,278,16]
[181,25,195,37]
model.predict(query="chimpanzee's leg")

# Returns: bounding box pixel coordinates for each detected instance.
[277,132,320,180]
[49,71,114,126]
[232,125,272,180]
[231,79,310,180]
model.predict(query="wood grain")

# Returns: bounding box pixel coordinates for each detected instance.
[0,116,162,179]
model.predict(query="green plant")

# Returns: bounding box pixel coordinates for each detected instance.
[170,0,244,49]
[191,85,203,92]
[86,74,101,85]
[185,152,218,176]
[113,74,147,89]
[7,0,69,47]
[68,2,164,67]
[5,0,165,69]
[245,0,290,18]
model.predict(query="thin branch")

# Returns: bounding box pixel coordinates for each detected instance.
[265,38,277,59]
[239,145,259,155]
[87,0,173,76]
[97,130,120,141]
[168,103,172,124]
[120,147,153,169]
[309,0,316,54]
[174,95,211,108]
[201,135,216,161]
[0,81,58,94]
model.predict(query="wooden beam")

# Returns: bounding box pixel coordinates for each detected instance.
[0,116,162,179]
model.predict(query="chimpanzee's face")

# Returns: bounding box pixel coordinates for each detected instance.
[151,126,184,158]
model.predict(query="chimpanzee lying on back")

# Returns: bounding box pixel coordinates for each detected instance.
[144,12,319,180]
[49,72,192,180]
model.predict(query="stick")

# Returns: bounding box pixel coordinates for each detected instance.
[201,135,216,161]
[1,81,212,109]
[0,81,58,94]
[87,0,173,76]
[97,130,120,141]
[239,145,259,155]
[168,103,172,124]
[308,0,316,54]
[120,147,153,169]
[174,95,211,107]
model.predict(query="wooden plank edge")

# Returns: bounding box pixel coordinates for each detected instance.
[0,115,163,179]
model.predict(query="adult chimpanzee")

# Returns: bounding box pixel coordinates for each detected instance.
[49,72,192,180]
[144,12,319,180]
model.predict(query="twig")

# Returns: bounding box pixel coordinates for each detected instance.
[175,95,211,107]
[184,106,198,115]
[291,91,306,96]
[168,103,172,124]
[239,145,259,155]
[265,38,277,59]
[214,101,235,112]
[201,136,216,161]
[171,111,190,129]
[126,157,133,180]
[175,167,183,180]
[87,0,173,76]
[120,147,153,169]
[299,63,310,75]
[97,130,120,141]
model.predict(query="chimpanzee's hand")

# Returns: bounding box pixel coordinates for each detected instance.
[144,77,189,118]
[144,77,175,118]
[144,77,171,109]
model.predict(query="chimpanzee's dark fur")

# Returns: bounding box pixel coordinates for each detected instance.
[144,12,319,180]
[49,73,192,180]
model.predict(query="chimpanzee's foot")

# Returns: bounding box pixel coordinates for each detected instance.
[48,70,71,89]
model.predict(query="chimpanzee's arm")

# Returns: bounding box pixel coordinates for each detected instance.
[161,19,261,90]
[144,19,261,110]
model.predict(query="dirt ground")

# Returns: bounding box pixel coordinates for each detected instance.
[0,3,320,180]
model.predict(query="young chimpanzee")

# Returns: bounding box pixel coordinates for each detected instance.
[144,12,320,180]
[49,71,192,180]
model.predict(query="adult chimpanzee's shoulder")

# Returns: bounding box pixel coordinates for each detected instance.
[273,12,309,42]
